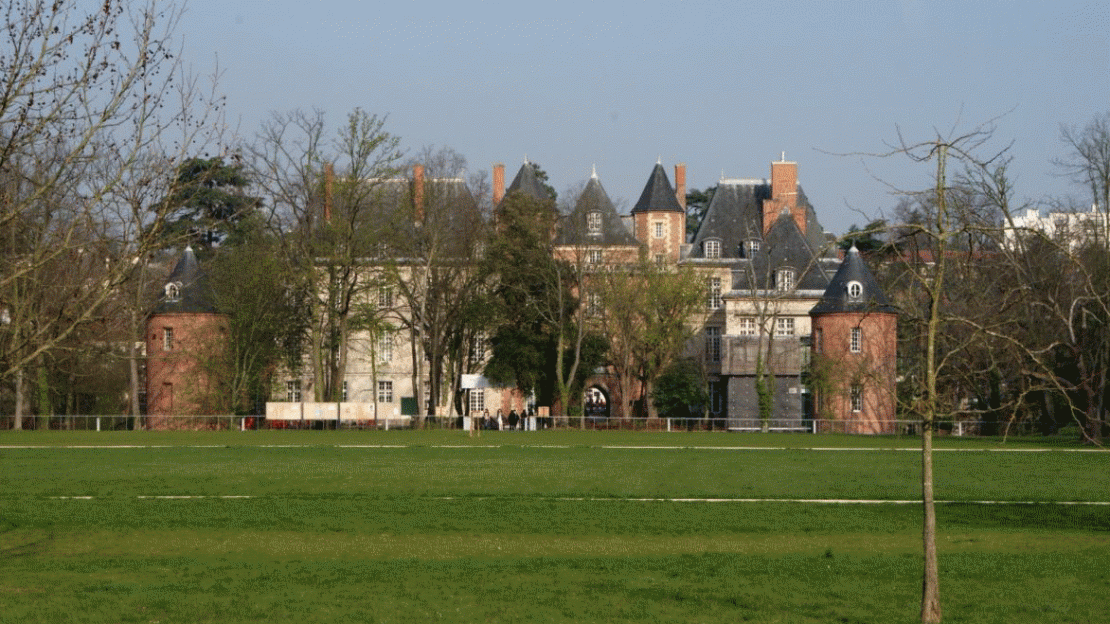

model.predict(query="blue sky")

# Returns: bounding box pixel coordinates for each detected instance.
[179,0,1109,235]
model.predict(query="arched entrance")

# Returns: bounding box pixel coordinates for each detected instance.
[584,386,610,424]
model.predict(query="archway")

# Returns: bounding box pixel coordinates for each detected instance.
[584,385,610,423]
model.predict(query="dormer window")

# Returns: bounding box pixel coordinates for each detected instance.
[704,239,721,259]
[776,268,795,292]
[744,239,761,257]
[586,211,602,235]
[847,280,863,299]
[164,282,181,302]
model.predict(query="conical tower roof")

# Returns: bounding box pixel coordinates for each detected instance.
[810,245,897,315]
[152,247,219,315]
[557,171,640,246]
[631,162,683,214]
[505,161,553,202]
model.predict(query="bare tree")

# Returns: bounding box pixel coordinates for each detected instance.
[0,0,223,428]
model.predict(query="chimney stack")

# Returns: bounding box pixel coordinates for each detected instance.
[413,164,425,224]
[763,157,803,235]
[493,162,505,206]
[674,163,687,209]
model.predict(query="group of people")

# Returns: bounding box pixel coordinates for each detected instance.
[478,408,533,431]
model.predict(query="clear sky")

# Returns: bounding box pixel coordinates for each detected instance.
[178,0,1110,235]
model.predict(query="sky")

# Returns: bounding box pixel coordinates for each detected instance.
[177,0,1110,236]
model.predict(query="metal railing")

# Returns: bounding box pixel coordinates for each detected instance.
[0,414,1017,436]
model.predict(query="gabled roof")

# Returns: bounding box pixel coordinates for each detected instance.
[556,173,640,247]
[152,247,219,315]
[505,161,553,202]
[810,245,897,315]
[630,163,683,214]
[760,211,831,291]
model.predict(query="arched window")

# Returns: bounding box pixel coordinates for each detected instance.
[586,211,602,235]
[847,280,863,299]
[164,282,181,302]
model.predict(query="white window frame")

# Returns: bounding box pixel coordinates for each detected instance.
[653,221,664,238]
[162,327,174,351]
[850,384,863,412]
[378,286,393,308]
[847,280,863,299]
[777,268,795,292]
[586,211,602,235]
[586,292,603,317]
[851,326,862,353]
[707,277,722,310]
[738,317,756,336]
[704,239,721,259]
[286,379,302,402]
[587,249,603,265]
[775,317,795,336]
[377,331,393,363]
[469,331,486,362]
[469,388,485,413]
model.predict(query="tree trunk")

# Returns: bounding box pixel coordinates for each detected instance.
[14,366,24,430]
[921,422,942,623]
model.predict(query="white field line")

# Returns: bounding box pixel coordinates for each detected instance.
[42,495,1110,505]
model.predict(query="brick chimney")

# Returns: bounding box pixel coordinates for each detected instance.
[762,156,803,235]
[493,162,505,206]
[674,163,687,209]
[413,164,425,224]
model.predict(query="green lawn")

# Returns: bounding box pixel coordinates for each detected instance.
[1,431,1107,623]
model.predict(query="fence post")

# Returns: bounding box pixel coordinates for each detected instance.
[96,416,101,432]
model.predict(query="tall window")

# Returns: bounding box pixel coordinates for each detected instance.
[586,292,603,317]
[586,211,602,235]
[704,239,721,259]
[705,326,721,363]
[378,286,393,308]
[342,381,349,402]
[775,317,795,336]
[286,379,301,402]
[776,268,795,292]
[814,328,823,353]
[469,388,485,413]
[707,277,722,310]
[587,249,603,265]
[377,331,393,363]
[469,332,486,362]
[653,221,664,238]
[850,384,863,412]
[162,327,174,351]
[738,317,756,336]
[377,380,393,403]
[850,327,862,353]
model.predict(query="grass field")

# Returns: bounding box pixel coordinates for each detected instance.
[1,430,1107,623]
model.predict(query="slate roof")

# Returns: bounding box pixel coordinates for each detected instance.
[689,180,833,260]
[152,247,219,315]
[556,174,641,247]
[505,161,553,202]
[630,163,683,214]
[810,245,898,315]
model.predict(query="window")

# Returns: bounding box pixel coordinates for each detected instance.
[777,268,795,292]
[704,239,721,259]
[847,280,863,299]
[286,379,302,402]
[469,388,485,413]
[851,326,862,353]
[586,211,602,235]
[378,286,393,308]
[377,331,393,362]
[587,292,603,317]
[164,282,181,302]
[775,317,795,336]
[469,332,486,362]
[587,249,603,265]
[162,327,174,351]
[377,380,393,403]
[653,221,664,238]
[850,385,863,412]
[814,328,823,353]
[738,317,756,336]
[342,381,349,402]
[747,240,760,254]
[707,277,722,310]
[654,253,665,266]
[705,326,721,363]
